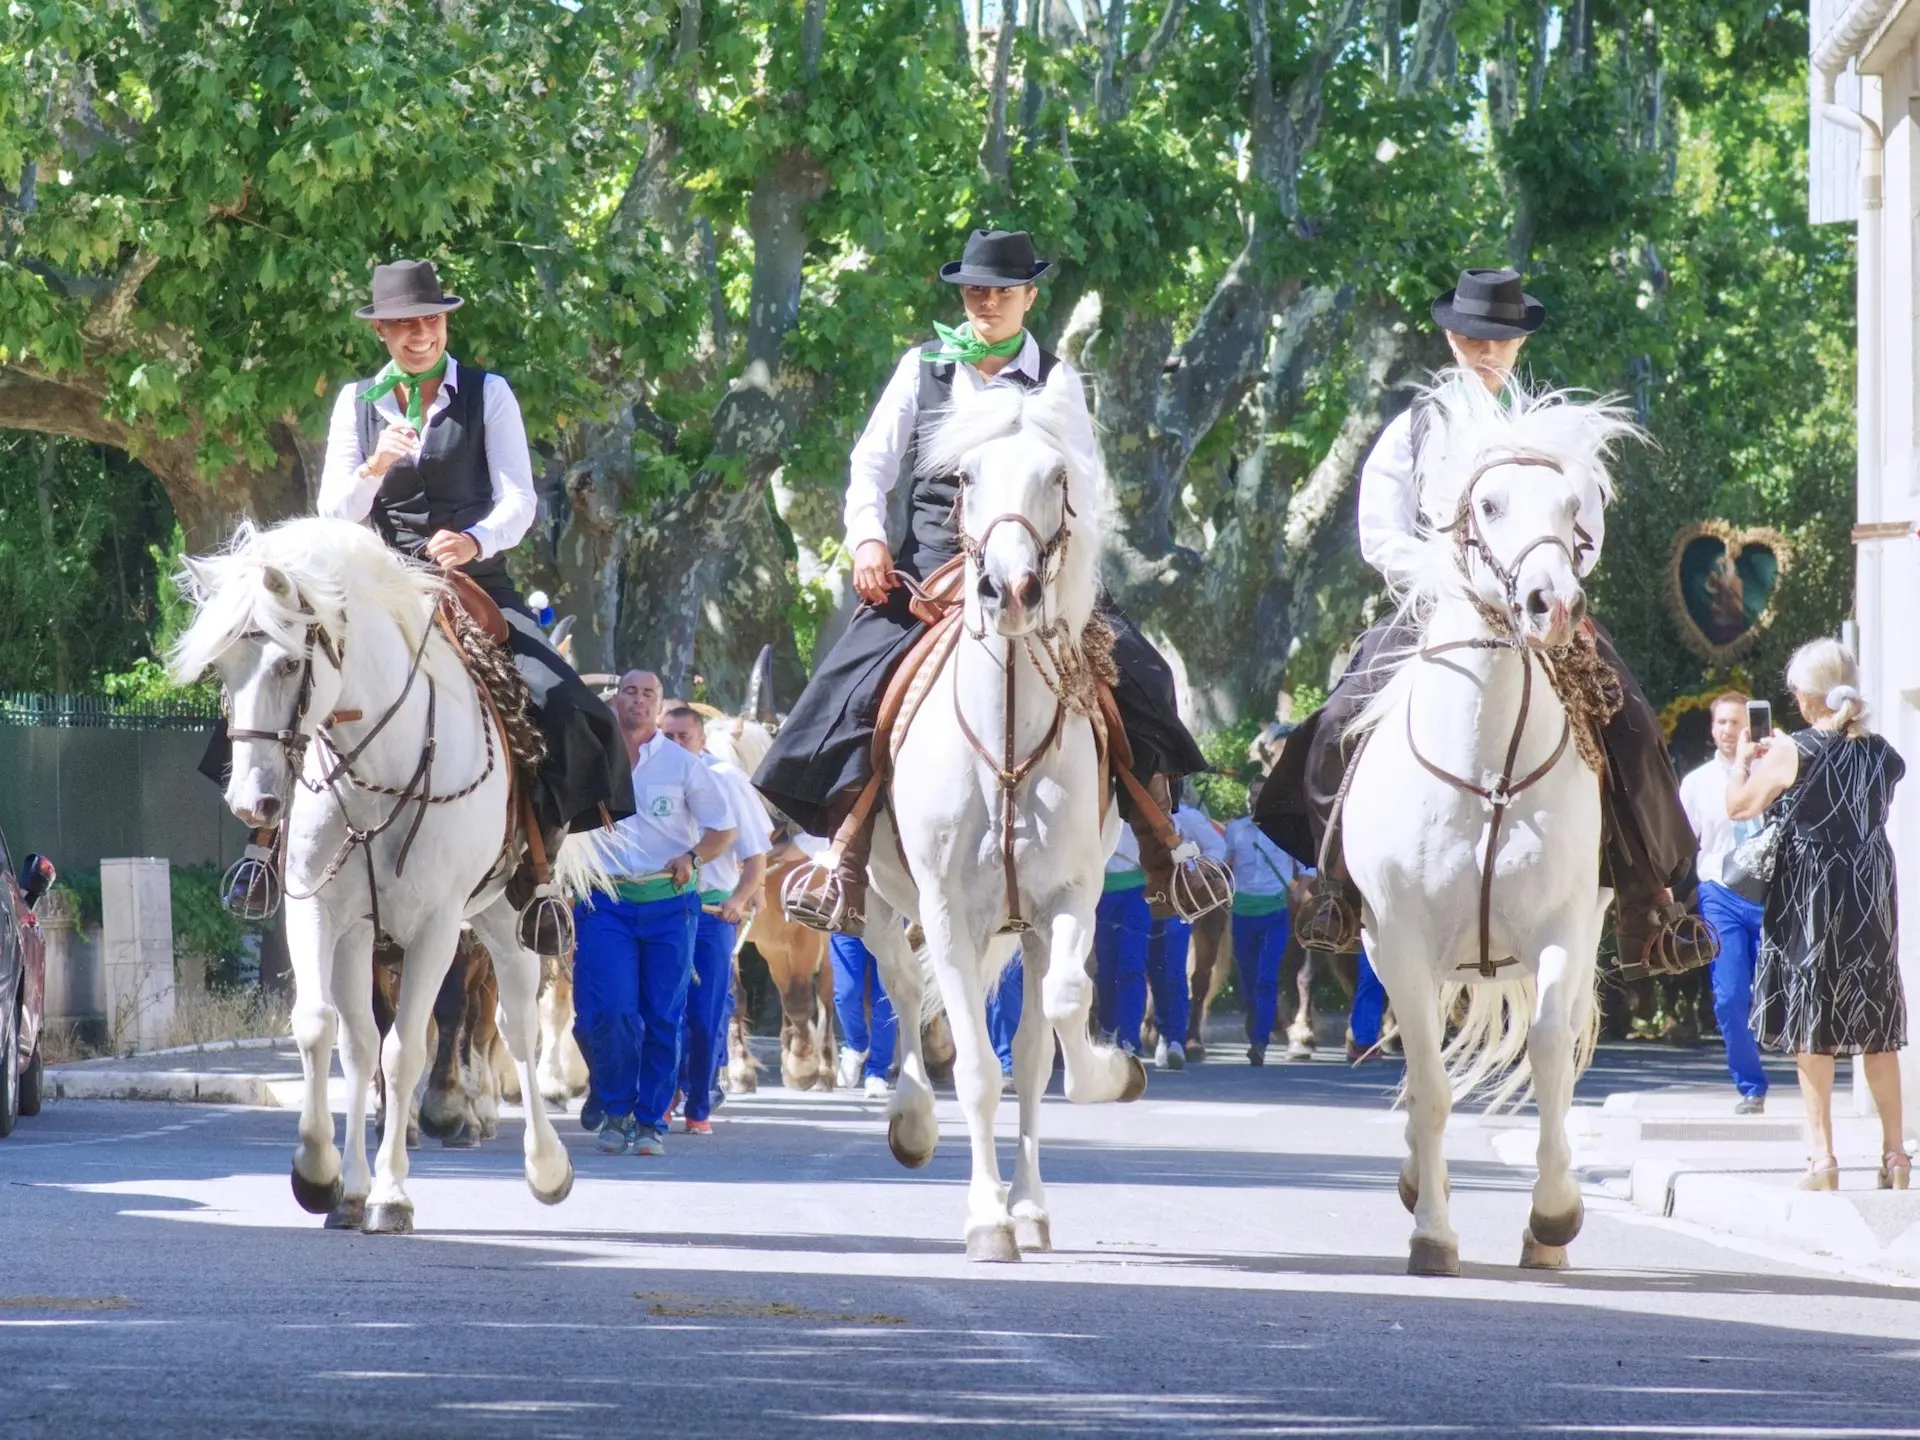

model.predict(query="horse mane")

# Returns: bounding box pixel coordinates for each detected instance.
[169,517,444,684]
[914,379,1108,630]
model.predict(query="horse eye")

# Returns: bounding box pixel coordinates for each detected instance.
[274,656,300,677]
[1479,497,1500,520]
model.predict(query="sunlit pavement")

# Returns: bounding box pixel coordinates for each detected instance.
[3,1049,1918,1439]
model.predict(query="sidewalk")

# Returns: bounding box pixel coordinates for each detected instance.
[48,1037,321,1108]
[1488,1046,1920,1278]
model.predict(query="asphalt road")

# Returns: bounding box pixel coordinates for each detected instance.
[3,1047,1916,1439]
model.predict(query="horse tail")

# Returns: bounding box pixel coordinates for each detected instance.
[554,828,620,903]
[1399,974,1601,1114]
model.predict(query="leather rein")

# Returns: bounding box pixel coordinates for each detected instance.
[1403,453,1578,979]
[225,595,497,939]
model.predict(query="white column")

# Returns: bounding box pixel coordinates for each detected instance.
[100,858,174,1053]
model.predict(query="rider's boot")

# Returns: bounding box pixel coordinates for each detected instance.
[1612,870,1716,979]
[1133,776,1183,921]
[783,786,874,937]
[1131,774,1232,922]
[1294,867,1364,955]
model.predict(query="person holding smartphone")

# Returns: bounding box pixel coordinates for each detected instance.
[1727,639,1908,1191]
[1678,691,1771,1113]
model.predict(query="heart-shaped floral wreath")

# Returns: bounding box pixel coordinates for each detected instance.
[1665,521,1792,663]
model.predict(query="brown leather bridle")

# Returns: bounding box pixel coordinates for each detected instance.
[1405,452,1583,978]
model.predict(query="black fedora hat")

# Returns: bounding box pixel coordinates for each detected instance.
[940,229,1052,287]
[1430,267,1543,340]
[355,259,464,320]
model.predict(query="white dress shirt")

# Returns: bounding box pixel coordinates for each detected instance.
[1679,752,1753,887]
[597,731,732,879]
[1224,817,1299,897]
[1105,824,1141,875]
[1356,401,1607,590]
[699,753,774,898]
[842,333,1100,552]
[318,356,538,561]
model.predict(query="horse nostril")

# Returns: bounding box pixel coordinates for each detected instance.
[976,569,999,601]
[1524,588,1550,618]
[257,794,283,824]
[1014,573,1043,610]
[1568,592,1588,624]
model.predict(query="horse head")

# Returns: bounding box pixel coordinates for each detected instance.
[1453,456,1588,649]
[918,384,1103,642]
[171,518,439,829]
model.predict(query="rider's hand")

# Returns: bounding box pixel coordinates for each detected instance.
[363,422,420,479]
[666,853,695,889]
[852,540,898,606]
[719,894,749,925]
[425,529,481,569]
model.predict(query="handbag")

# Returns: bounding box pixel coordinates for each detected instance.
[1722,822,1782,904]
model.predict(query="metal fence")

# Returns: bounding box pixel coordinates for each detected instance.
[0,692,221,731]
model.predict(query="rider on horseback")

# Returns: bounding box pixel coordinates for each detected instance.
[1256,267,1713,977]
[752,229,1210,936]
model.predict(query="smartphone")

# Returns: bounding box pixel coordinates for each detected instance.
[1747,700,1773,744]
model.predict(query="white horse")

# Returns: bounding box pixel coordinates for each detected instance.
[852,382,1145,1262]
[172,519,573,1233]
[1342,378,1640,1276]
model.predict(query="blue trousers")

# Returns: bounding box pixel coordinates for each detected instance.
[1701,880,1768,1097]
[573,892,699,1128]
[986,952,1023,1076]
[1094,886,1150,1049]
[1350,948,1385,1049]
[679,909,737,1122]
[829,934,896,1079]
[1231,909,1291,1050]
[1148,916,1191,1053]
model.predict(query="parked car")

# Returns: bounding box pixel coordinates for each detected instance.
[0,830,54,1137]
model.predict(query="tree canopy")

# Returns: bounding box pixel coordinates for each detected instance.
[1,0,1854,734]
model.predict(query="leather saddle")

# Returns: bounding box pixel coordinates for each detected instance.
[442,568,511,646]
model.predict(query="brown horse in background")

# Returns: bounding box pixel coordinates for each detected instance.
[727,852,837,1093]
[372,928,510,1148]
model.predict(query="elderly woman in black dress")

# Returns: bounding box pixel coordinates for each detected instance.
[1727,638,1908,1190]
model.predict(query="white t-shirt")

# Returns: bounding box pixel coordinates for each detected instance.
[597,731,732,878]
[700,754,774,898]
[1224,817,1299,897]
[1105,824,1142,874]
[1679,752,1754,887]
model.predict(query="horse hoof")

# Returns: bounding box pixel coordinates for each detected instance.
[1519,1227,1568,1270]
[531,1163,574,1207]
[1185,1042,1206,1064]
[1526,1198,1584,1248]
[438,1122,479,1150]
[363,1202,415,1236]
[1118,1054,1148,1103]
[965,1224,1022,1263]
[290,1167,344,1216]
[1013,1214,1052,1253]
[1407,1237,1460,1277]
[324,1197,366,1231]
[886,1114,935,1170]
[1285,1041,1314,1062]
[419,1111,463,1142]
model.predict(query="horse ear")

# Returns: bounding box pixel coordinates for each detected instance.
[261,565,293,599]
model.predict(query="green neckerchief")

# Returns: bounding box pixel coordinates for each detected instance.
[923,321,1025,368]
[363,355,450,429]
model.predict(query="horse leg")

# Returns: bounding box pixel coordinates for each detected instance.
[467,948,504,1141]
[813,956,838,1090]
[420,944,474,1146]
[284,896,345,1218]
[1388,957,1459,1276]
[928,915,1017,1262]
[328,919,379,1231]
[1006,944,1054,1253]
[365,911,465,1235]
[1286,947,1315,1059]
[370,947,397,1147]
[867,900,937,1169]
[1034,906,1142,1105]
[470,902,573,1205]
[1186,910,1224,1059]
[534,964,577,1104]
[1522,935,1589,1269]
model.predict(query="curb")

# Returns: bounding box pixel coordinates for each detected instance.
[49,1069,310,1108]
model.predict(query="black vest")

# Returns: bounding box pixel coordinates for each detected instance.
[894,339,1060,578]
[355,363,507,582]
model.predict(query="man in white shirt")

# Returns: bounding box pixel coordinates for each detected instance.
[304,259,631,839]
[1679,692,1769,1113]
[661,705,774,1133]
[1255,267,1708,977]
[753,230,1208,935]
[1226,783,1302,1065]
[574,671,735,1157]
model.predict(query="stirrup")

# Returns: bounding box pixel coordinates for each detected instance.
[1296,876,1362,954]
[1168,845,1234,922]
[1639,902,1717,976]
[221,842,283,923]
[781,858,862,935]
[518,883,576,963]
